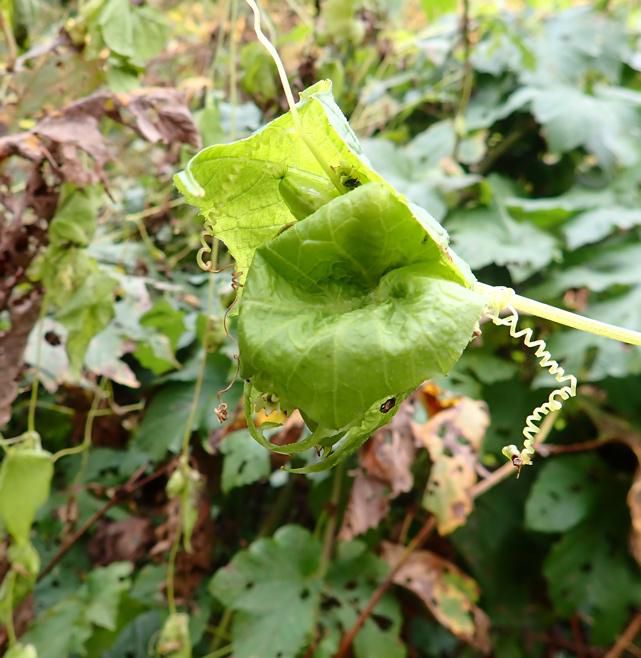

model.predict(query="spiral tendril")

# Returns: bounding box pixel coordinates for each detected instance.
[485,289,577,475]
[196,225,216,271]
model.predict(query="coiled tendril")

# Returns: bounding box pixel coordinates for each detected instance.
[485,287,577,475]
[196,224,217,272]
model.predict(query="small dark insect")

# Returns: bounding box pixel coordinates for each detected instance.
[342,177,361,190]
[44,331,62,346]
[511,455,524,479]
[380,397,396,413]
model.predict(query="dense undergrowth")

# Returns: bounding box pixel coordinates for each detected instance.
[2,1,641,657]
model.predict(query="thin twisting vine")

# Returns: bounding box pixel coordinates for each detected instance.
[485,288,577,474]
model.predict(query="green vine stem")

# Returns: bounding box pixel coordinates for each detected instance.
[318,461,346,580]
[165,245,219,618]
[475,282,641,346]
[165,527,181,616]
[4,571,17,647]
[27,301,48,434]
[52,379,105,463]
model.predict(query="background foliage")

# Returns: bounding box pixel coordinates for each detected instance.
[2,0,641,656]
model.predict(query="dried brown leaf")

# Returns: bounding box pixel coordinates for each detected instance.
[88,517,154,566]
[414,398,489,534]
[339,400,416,540]
[0,290,42,426]
[382,542,491,653]
[0,87,200,192]
[338,470,390,540]
[361,400,416,497]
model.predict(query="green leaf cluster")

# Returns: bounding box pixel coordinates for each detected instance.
[31,184,117,374]
[210,525,404,658]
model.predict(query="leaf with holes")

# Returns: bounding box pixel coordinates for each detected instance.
[209,525,322,658]
[209,525,403,658]
[382,542,491,652]
[543,498,641,644]
[525,455,606,533]
[413,398,489,534]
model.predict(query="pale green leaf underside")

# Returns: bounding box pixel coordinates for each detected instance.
[175,80,459,287]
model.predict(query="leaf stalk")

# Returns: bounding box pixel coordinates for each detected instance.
[475,282,641,346]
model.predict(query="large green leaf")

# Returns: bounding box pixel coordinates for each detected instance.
[175,80,461,287]
[240,182,483,432]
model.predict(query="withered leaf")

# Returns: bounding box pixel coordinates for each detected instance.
[382,541,491,653]
[414,398,489,535]
[338,470,390,540]
[0,87,200,187]
[361,400,417,497]
[339,400,416,540]
[0,290,42,427]
[88,516,153,565]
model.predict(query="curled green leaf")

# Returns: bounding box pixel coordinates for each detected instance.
[177,82,484,470]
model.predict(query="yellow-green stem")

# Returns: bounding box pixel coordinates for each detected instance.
[211,608,233,652]
[4,571,16,646]
[230,0,239,140]
[27,302,48,434]
[165,528,181,616]
[166,246,219,616]
[52,379,105,463]
[0,10,17,71]
[180,244,218,456]
[202,645,234,658]
[475,283,641,347]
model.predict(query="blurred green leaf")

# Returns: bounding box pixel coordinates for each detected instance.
[420,0,457,21]
[211,526,402,658]
[210,525,322,658]
[220,429,271,493]
[23,562,133,657]
[133,352,233,460]
[133,299,185,374]
[447,176,558,282]
[525,455,606,533]
[544,502,641,644]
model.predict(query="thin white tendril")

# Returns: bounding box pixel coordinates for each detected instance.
[485,287,577,474]
[245,0,298,120]
[244,0,343,190]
